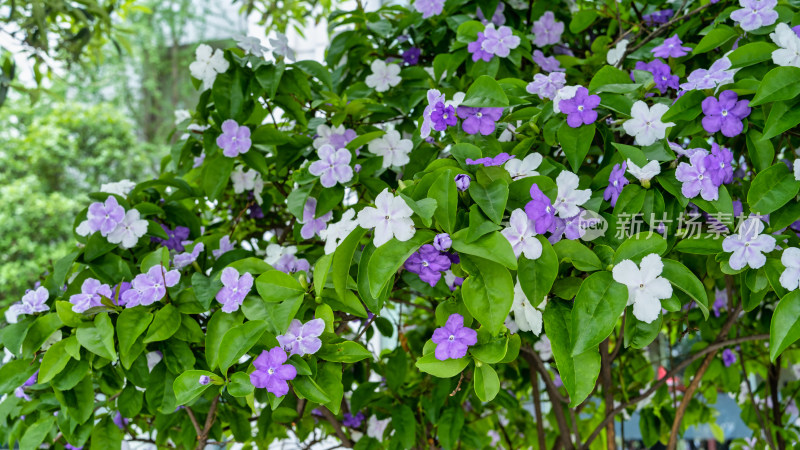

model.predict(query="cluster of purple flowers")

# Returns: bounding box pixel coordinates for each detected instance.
[251,319,325,396]
[633,60,679,94]
[642,9,674,26]
[122,264,181,308]
[76,196,148,249]
[467,24,520,62]
[404,234,461,288]
[675,143,734,201]
[152,224,190,252]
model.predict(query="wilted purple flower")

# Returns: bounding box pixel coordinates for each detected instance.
[531,11,564,47]
[122,265,180,308]
[199,375,211,385]
[70,278,113,313]
[643,9,674,25]
[712,289,727,317]
[174,243,204,270]
[604,162,628,207]
[525,184,556,234]
[652,35,691,58]
[152,224,190,252]
[343,412,365,428]
[704,143,734,186]
[300,197,333,240]
[403,47,421,65]
[250,347,297,397]
[309,144,354,188]
[533,50,564,73]
[431,102,457,131]
[431,314,477,360]
[466,152,514,166]
[213,235,235,259]
[702,90,751,137]
[676,152,720,201]
[216,267,253,313]
[730,0,778,32]
[433,233,452,252]
[216,120,251,157]
[481,24,520,58]
[527,72,566,100]
[477,3,505,26]
[405,244,452,287]
[274,254,310,274]
[113,412,129,430]
[277,318,325,356]
[634,60,678,94]
[468,32,493,62]
[722,348,737,367]
[455,174,471,191]
[457,106,503,135]
[558,87,600,128]
[87,196,125,237]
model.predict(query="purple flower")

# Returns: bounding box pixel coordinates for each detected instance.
[526,72,566,100]
[216,119,251,157]
[20,287,50,314]
[174,243,204,270]
[277,318,325,356]
[308,144,354,188]
[64,445,83,450]
[525,184,556,234]
[476,3,505,26]
[431,314,477,360]
[468,32,494,62]
[430,102,457,131]
[676,152,720,201]
[549,211,592,243]
[122,265,181,308]
[87,196,125,236]
[643,9,674,25]
[152,224,190,252]
[466,152,514,166]
[455,174,471,191]
[730,0,778,32]
[69,278,113,313]
[702,90,751,137]
[433,233,452,252]
[193,153,205,168]
[404,244,452,287]
[444,270,464,291]
[199,375,211,385]
[481,25,520,58]
[681,57,736,91]
[604,161,629,207]
[216,267,253,313]
[533,50,564,73]
[113,412,129,430]
[300,197,333,240]
[274,254,310,274]
[23,371,38,387]
[712,289,727,317]
[250,347,297,397]
[558,87,600,128]
[14,386,31,401]
[722,348,737,367]
[634,60,678,94]
[343,412,365,428]
[213,235,235,259]
[403,47,420,65]
[314,124,357,150]
[112,282,131,306]
[457,106,503,135]
[652,35,691,58]
[531,11,564,47]
[704,143,734,186]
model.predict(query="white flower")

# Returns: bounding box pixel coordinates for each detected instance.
[100,180,136,197]
[174,109,191,125]
[76,220,93,237]
[533,335,552,360]
[771,23,800,68]
[269,32,295,61]
[146,351,163,372]
[107,210,148,249]
[498,120,521,142]
[626,159,661,183]
[368,130,413,168]
[265,244,297,265]
[780,247,800,291]
[501,209,543,259]
[357,189,415,247]
[622,101,674,146]
[366,416,391,441]
[607,39,629,66]
[722,217,776,270]
[445,92,466,109]
[189,44,229,91]
[504,153,542,180]
[509,281,547,335]
[231,166,264,204]
[365,60,402,93]
[794,159,800,181]
[237,35,267,57]
[552,171,591,218]
[552,85,579,114]
[612,253,673,324]
[320,209,359,255]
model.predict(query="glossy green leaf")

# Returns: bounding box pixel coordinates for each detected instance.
[571,271,628,356]
[460,254,514,334]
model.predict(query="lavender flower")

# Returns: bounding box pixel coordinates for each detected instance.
[299,197,333,240]
[404,244,452,287]
[87,196,125,237]
[526,72,566,100]
[481,24,520,58]
[199,375,211,385]
[477,3,505,26]
[174,243,204,270]
[431,314,477,360]
[308,144,354,188]
[274,254,311,274]
[403,47,421,65]
[457,106,503,135]
[455,174,471,191]
[113,412,129,430]
[152,224,190,252]
[634,60,678,94]
[112,282,131,306]
[722,218,776,270]
[343,412,365,428]
[643,9,674,25]
[213,235,235,259]
[604,162,628,207]
[533,50,564,73]
[722,349,737,367]
[681,57,736,91]
[433,233,452,252]
[558,86,601,128]
[122,265,181,308]
[414,0,444,18]
[276,318,325,356]
[676,152,720,201]
[525,184,556,234]
[468,32,493,62]
[250,347,297,397]
[652,35,691,58]
[314,124,357,150]
[216,120,251,157]
[712,289,727,317]
[531,11,564,47]
[216,267,253,313]
[466,152,514,166]
[69,278,113,313]
[704,143,734,186]
[431,102,457,131]
[730,0,778,31]
[702,90,751,137]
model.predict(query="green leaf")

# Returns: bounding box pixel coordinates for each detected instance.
[90,416,123,450]
[256,269,306,302]
[461,75,509,107]
[191,273,223,310]
[357,243,389,313]
[624,308,662,348]
[451,229,517,270]
[747,130,775,176]
[661,259,709,318]
[391,405,416,449]
[693,26,737,55]
[228,372,255,397]
[332,228,367,300]
[292,376,331,403]
[553,240,603,271]
[588,65,633,92]
[317,362,344,414]
[769,290,800,361]
[613,232,667,264]
[0,359,38,396]
[76,312,116,362]
[313,253,333,298]
[661,90,705,122]
[119,384,143,418]
[117,307,153,369]
[473,364,500,402]
[571,272,628,356]
[470,330,508,364]
[750,66,800,106]
[293,60,333,89]
[218,320,268,373]
[84,232,117,262]
[569,10,598,33]
[56,300,84,327]
[143,304,181,344]
[22,313,63,358]
[558,120,595,172]
[415,352,469,378]
[20,416,55,450]
[674,235,723,255]
[437,407,465,450]
[728,42,778,69]
[368,230,434,297]
[747,163,800,215]
[763,100,800,140]
[316,341,372,363]
[38,338,74,384]
[400,194,437,227]
[173,370,216,405]
[429,170,458,233]
[460,254,514,334]
[469,179,509,224]
[518,236,558,305]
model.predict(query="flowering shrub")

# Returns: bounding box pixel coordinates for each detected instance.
[5,0,800,449]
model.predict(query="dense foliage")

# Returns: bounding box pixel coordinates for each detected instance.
[4,0,800,449]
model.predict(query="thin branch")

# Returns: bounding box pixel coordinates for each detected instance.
[530,367,547,450]
[522,347,574,449]
[185,407,203,436]
[738,347,777,450]
[318,407,354,448]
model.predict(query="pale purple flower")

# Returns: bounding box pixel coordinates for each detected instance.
[199,375,211,385]
[702,90,751,137]
[712,289,727,317]
[87,196,125,237]
[604,161,628,207]
[213,235,235,259]
[403,47,420,65]
[525,184,556,234]
[20,287,50,314]
[723,218,776,270]
[652,35,691,58]
[466,152,514,166]
[558,87,600,128]
[277,318,325,356]
[314,124,357,150]
[676,152,720,201]
[216,267,253,313]
[309,144,354,188]
[730,0,778,31]
[107,209,148,249]
[14,386,31,401]
[533,50,564,73]
[216,120,251,157]
[112,282,131,306]
[250,347,297,397]
[454,174,471,191]
[457,106,503,135]
[274,254,311,274]
[643,9,674,25]
[704,143,734,186]
[468,32,494,62]
[634,60,678,94]
[123,265,180,308]
[526,72,566,100]
[70,278,113,313]
[681,57,736,91]
[433,233,452,252]
[431,314,478,360]
[193,153,205,168]
[722,349,737,367]
[477,3,505,26]
[421,89,446,138]
[113,412,129,430]
[481,24,520,58]
[174,243,205,270]
[405,244,452,287]
[531,11,564,47]
[300,197,333,240]
[444,270,464,291]
[343,412,365,428]
[502,209,543,259]
[414,0,445,18]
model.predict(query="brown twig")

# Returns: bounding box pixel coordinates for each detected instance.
[522,346,573,449]
[768,359,786,450]
[186,406,202,436]
[738,347,777,450]
[318,407,354,448]
[600,339,615,450]
[196,395,220,450]
[530,366,547,450]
